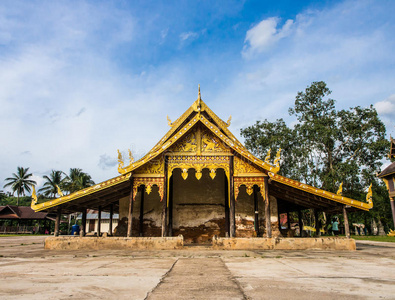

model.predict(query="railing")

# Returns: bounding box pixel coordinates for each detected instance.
[0,225,40,234]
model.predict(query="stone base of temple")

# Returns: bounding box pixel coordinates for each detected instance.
[44,236,184,250]
[212,237,356,251]
[45,236,356,250]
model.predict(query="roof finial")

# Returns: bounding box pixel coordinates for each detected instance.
[198,84,201,99]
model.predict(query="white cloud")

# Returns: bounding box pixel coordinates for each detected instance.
[242,17,294,58]
[179,31,199,42]
[375,95,395,115]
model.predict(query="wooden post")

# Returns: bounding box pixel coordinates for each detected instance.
[98,206,102,237]
[253,185,259,236]
[391,198,395,229]
[314,209,321,237]
[109,204,113,235]
[82,209,87,236]
[224,173,230,237]
[298,210,303,237]
[264,176,271,238]
[343,206,350,239]
[287,212,291,230]
[168,176,173,236]
[127,177,134,237]
[54,207,61,236]
[229,156,236,238]
[139,185,145,237]
[162,156,168,237]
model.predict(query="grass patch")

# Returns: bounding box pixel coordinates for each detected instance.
[243,253,250,257]
[352,235,395,243]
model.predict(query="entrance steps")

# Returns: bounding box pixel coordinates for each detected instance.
[183,243,212,250]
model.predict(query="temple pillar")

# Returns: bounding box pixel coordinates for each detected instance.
[343,206,350,239]
[109,204,113,235]
[81,209,87,236]
[54,207,61,236]
[127,178,134,237]
[314,209,321,237]
[98,206,102,236]
[168,176,173,236]
[253,185,259,236]
[264,176,271,238]
[391,198,395,229]
[298,210,303,237]
[139,185,145,237]
[162,156,168,237]
[229,156,236,238]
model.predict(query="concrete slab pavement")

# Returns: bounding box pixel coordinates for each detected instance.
[0,236,394,299]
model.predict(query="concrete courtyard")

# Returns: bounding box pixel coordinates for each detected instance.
[0,236,394,299]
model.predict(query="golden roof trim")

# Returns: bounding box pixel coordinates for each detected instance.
[31,173,131,212]
[269,172,373,211]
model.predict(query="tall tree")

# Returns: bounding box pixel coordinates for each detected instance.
[3,167,37,206]
[38,170,66,198]
[63,168,95,194]
[241,81,391,229]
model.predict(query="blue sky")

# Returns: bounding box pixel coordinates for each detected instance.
[1,0,395,192]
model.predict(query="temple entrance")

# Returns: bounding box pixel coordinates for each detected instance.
[169,168,229,243]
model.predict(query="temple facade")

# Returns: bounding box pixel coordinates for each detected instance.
[32,88,373,242]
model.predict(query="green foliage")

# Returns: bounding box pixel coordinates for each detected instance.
[3,167,37,206]
[38,170,66,198]
[241,81,392,230]
[63,168,95,194]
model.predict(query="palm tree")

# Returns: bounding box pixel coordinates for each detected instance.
[38,170,66,198]
[64,168,95,193]
[3,167,37,206]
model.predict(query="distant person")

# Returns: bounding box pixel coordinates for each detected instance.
[332,218,339,236]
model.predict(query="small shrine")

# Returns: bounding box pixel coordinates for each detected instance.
[32,87,373,244]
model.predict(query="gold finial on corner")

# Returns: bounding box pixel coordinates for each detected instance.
[336,182,343,195]
[128,149,134,164]
[117,149,124,168]
[226,115,232,127]
[366,183,373,205]
[167,115,173,127]
[56,184,64,197]
[198,84,201,100]
[264,149,271,163]
[31,185,38,206]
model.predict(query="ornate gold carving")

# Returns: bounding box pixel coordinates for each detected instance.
[134,156,164,174]
[337,182,343,195]
[168,155,230,181]
[171,130,197,152]
[201,129,230,153]
[234,156,261,174]
[234,177,265,200]
[209,169,216,179]
[133,177,164,201]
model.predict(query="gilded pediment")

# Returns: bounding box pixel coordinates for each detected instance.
[201,128,231,153]
[170,128,198,153]
[134,156,164,175]
[234,156,263,175]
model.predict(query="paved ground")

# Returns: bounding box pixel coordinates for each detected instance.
[0,236,394,299]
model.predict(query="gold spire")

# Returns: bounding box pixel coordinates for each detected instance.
[336,182,343,195]
[31,185,38,206]
[197,84,202,109]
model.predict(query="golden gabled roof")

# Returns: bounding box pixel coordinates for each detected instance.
[32,88,373,212]
[119,94,279,174]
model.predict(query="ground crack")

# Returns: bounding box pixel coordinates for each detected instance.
[144,258,179,300]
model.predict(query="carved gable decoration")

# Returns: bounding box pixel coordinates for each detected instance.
[234,156,262,175]
[170,128,198,153]
[134,156,164,174]
[201,128,231,153]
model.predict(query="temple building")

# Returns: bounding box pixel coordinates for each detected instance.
[31,88,373,243]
